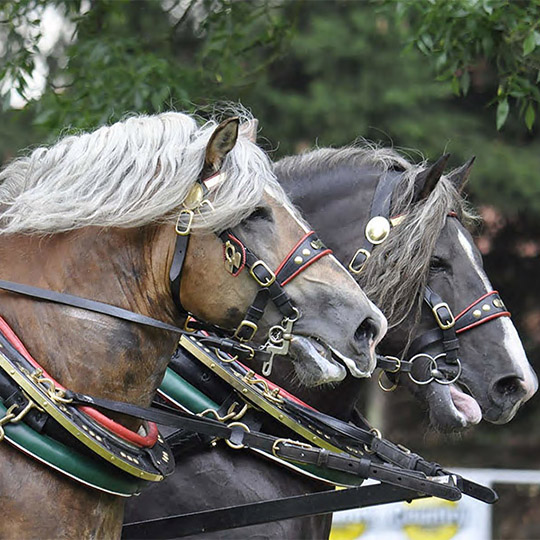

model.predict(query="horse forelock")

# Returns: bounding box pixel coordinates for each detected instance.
[0,110,286,235]
[275,145,478,329]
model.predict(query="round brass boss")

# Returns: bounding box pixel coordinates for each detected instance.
[183,184,204,210]
[365,216,391,245]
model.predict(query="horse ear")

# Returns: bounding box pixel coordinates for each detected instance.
[447,156,475,193]
[204,117,240,173]
[240,119,259,143]
[413,153,450,201]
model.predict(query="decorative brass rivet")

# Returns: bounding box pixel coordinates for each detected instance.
[365,216,391,244]
[210,363,216,369]
[473,309,482,318]
[294,256,303,264]
[493,299,503,308]
[42,402,48,407]
[302,249,311,256]
[121,451,127,458]
[482,304,491,312]
[242,388,248,393]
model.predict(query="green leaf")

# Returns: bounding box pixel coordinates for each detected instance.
[496,98,509,130]
[523,32,536,56]
[451,76,460,96]
[525,102,535,131]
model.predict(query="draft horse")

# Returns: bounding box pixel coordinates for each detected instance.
[125,143,536,539]
[0,112,386,539]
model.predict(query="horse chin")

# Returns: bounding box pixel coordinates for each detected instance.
[427,383,482,432]
[288,335,350,387]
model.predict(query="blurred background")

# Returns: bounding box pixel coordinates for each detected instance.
[1,1,539,538]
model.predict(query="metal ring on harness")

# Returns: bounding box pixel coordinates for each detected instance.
[225,421,250,450]
[433,358,462,385]
[407,353,439,385]
[378,370,398,392]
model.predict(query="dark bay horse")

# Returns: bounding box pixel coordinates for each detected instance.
[0,114,385,539]
[277,146,537,430]
[126,143,537,539]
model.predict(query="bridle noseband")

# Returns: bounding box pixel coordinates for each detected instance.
[347,169,511,390]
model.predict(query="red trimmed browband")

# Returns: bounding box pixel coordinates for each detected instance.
[275,231,333,286]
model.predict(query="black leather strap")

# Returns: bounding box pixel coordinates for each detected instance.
[122,484,431,539]
[0,280,187,335]
[169,234,190,318]
[349,171,402,272]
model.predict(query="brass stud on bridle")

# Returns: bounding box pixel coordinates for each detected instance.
[365,216,391,245]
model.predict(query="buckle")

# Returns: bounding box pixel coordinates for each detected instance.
[348,248,370,274]
[249,260,276,287]
[175,209,194,236]
[432,302,455,330]
[233,320,258,342]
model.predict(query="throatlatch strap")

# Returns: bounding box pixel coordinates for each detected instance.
[169,234,190,318]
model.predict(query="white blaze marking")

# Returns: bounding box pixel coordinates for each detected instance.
[458,229,538,398]
[457,230,492,292]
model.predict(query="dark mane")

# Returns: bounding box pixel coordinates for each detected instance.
[275,145,478,328]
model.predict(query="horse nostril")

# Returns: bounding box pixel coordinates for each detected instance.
[494,376,527,399]
[355,318,377,344]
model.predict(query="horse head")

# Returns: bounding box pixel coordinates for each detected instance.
[381,157,538,429]
[178,118,387,388]
[0,112,388,538]
[276,147,537,432]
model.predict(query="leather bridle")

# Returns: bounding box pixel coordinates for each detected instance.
[347,168,511,390]
[169,172,333,376]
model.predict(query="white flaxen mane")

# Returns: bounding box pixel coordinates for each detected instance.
[0,111,288,234]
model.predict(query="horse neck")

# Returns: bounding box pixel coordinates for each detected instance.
[0,225,179,404]
[0,225,179,539]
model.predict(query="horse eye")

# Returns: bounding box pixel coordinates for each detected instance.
[429,257,448,274]
[243,206,273,223]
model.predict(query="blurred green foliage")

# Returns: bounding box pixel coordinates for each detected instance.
[388,0,540,131]
[1,0,539,220]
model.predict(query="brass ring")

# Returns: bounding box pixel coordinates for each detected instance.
[378,370,398,392]
[225,422,250,450]
[215,349,238,364]
[385,356,402,374]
